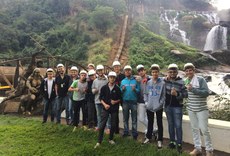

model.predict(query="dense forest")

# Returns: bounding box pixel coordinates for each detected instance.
[0,0,221,69]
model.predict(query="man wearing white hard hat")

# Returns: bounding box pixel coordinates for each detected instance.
[69,70,88,131]
[112,60,125,134]
[56,63,64,77]
[86,70,97,129]
[120,65,140,140]
[88,63,95,70]
[92,65,109,131]
[184,63,214,156]
[94,71,122,148]
[136,64,150,135]
[68,66,79,125]
[40,68,56,123]
[143,64,165,149]
[55,63,71,124]
[164,64,187,153]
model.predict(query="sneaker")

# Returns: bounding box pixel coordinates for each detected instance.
[177,144,182,153]
[109,140,116,145]
[143,138,150,144]
[82,126,88,130]
[94,143,100,149]
[72,126,78,132]
[168,141,176,149]
[157,141,163,149]
[189,149,202,156]
[206,151,214,156]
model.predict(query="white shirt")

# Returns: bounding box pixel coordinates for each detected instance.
[47,79,53,98]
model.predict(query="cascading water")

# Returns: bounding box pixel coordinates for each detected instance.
[160,11,190,45]
[203,25,227,52]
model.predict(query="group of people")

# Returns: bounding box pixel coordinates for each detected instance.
[39,61,214,156]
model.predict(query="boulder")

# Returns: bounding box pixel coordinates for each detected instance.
[171,50,183,55]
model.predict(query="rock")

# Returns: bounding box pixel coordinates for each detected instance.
[171,50,183,55]
[211,50,230,65]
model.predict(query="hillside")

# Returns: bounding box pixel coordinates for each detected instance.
[0,0,224,69]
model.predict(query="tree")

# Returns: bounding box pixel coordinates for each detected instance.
[90,6,115,33]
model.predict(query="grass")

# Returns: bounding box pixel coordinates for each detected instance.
[0,115,189,156]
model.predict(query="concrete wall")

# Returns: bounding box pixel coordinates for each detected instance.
[118,109,230,153]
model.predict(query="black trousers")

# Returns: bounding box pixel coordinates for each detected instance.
[98,109,118,143]
[146,109,163,141]
[73,99,87,126]
[87,100,97,128]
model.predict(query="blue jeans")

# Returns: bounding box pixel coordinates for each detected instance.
[56,96,69,124]
[165,106,183,145]
[95,103,111,129]
[43,98,56,122]
[69,98,74,122]
[122,100,138,137]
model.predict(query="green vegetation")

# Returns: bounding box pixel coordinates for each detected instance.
[128,23,217,70]
[210,94,230,121]
[0,0,125,65]
[0,115,189,156]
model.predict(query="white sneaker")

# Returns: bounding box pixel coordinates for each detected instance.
[72,126,77,132]
[143,138,150,144]
[94,143,100,149]
[109,140,116,145]
[157,141,163,149]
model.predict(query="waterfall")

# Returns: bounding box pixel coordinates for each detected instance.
[160,11,190,45]
[203,25,228,52]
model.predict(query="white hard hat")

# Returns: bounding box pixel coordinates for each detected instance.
[108,71,117,77]
[151,64,160,70]
[184,63,195,70]
[88,63,95,68]
[88,70,96,76]
[124,65,132,70]
[112,61,121,67]
[46,68,54,72]
[96,65,104,70]
[80,70,87,74]
[136,64,144,71]
[168,63,178,70]
[57,63,64,68]
[70,66,78,71]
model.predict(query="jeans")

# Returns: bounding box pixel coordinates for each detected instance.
[188,109,213,151]
[95,103,110,129]
[56,96,69,124]
[137,103,148,130]
[73,99,87,126]
[87,100,97,128]
[122,100,138,137]
[165,106,183,145]
[43,98,56,122]
[69,98,74,123]
[146,109,163,141]
[98,109,118,143]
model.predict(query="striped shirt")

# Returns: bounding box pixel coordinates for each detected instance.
[185,76,209,112]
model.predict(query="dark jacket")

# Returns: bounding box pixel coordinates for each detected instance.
[99,83,122,111]
[86,80,95,103]
[40,78,56,100]
[164,77,188,107]
[55,74,70,97]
